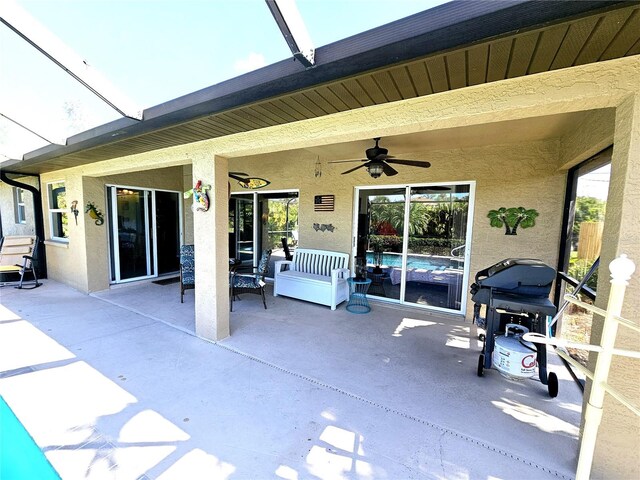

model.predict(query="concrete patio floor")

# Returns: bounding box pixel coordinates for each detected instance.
[0,279,584,479]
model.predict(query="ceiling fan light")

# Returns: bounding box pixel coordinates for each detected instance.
[367,163,384,178]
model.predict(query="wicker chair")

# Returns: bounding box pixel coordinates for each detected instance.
[230,249,271,311]
[179,244,195,303]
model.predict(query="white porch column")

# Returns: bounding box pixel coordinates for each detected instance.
[192,152,230,341]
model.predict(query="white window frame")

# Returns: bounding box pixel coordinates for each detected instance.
[13,187,26,224]
[47,181,69,242]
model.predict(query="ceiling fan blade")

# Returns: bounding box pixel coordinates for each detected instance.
[341,163,368,175]
[329,159,367,164]
[382,162,399,176]
[229,171,249,176]
[385,159,431,168]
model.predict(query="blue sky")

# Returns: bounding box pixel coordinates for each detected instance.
[1,0,448,159]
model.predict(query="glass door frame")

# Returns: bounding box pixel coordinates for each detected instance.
[107,184,184,284]
[230,188,299,271]
[352,181,476,315]
[554,146,611,306]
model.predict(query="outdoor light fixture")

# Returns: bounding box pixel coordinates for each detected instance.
[70,200,79,225]
[367,162,384,178]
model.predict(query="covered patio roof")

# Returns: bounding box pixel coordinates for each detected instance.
[3,0,638,174]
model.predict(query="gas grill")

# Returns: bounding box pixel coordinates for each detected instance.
[470,258,559,397]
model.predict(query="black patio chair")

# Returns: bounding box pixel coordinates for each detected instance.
[0,235,42,289]
[281,237,293,261]
[230,249,271,311]
[179,244,195,303]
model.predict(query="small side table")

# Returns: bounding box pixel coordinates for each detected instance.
[346,277,372,314]
[367,272,386,297]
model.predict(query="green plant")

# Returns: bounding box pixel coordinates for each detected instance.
[368,235,465,256]
[568,258,599,292]
[487,207,539,235]
[571,196,606,248]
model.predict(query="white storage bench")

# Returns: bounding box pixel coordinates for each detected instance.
[274,248,350,310]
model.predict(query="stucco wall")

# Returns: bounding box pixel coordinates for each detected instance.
[587,95,640,479]
[230,139,565,318]
[0,177,37,237]
[40,166,185,292]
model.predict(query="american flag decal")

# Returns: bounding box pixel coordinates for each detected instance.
[314,195,334,211]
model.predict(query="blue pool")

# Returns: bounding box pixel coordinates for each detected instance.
[0,396,61,479]
[366,252,452,270]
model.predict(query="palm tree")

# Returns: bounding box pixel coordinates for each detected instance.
[371,200,431,236]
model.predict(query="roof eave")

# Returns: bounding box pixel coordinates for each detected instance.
[4,0,631,172]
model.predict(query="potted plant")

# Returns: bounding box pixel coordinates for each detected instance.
[354,256,367,280]
[372,245,384,275]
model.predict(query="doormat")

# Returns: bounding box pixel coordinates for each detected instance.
[152,277,180,286]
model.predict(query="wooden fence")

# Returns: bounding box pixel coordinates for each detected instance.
[578,221,603,260]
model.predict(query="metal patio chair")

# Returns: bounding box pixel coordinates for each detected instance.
[179,244,195,303]
[230,249,271,311]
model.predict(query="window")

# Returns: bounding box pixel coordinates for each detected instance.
[48,181,69,241]
[13,187,26,224]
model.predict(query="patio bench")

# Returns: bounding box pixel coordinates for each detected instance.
[273,248,350,310]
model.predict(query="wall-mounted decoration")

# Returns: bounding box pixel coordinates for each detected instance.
[70,200,79,225]
[184,180,211,212]
[240,178,270,189]
[314,157,322,178]
[313,223,335,232]
[488,207,539,235]
[229,172,270,189]
[314,195,334,212]
[85,201,104,225]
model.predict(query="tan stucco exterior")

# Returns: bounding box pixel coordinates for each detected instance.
[586,94,640,479]
[228,140,566,321]
[8,55,638,478]
[40,167,185,292]
[0,176,37,237]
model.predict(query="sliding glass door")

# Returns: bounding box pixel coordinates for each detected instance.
[355,183,473,313]
[107,186,181,283]
[229,190,298,278]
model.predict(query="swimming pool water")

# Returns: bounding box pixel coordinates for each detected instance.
[366,252,451,270]
[0,396,61,479]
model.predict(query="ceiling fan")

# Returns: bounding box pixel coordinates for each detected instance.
[330,138,431,178]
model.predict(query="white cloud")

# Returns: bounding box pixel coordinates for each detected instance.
[233,52,266,74]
